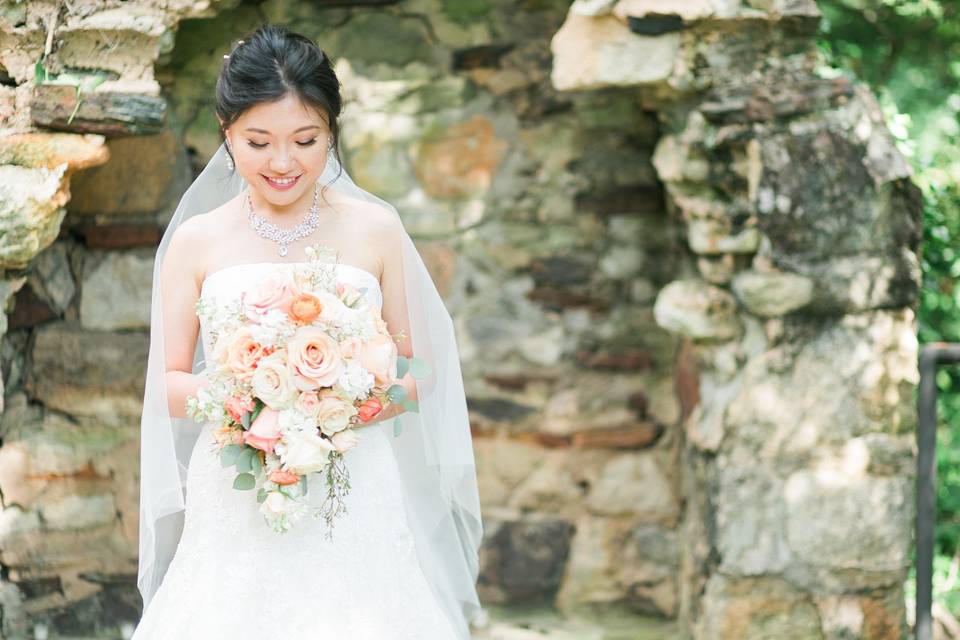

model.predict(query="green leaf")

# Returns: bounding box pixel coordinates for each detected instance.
[256,488,267,503]
[235,447,255,473]
[395,355,410,379]
[387,384,407,402]
[402,399,419,412]
[299,474,308,495]
[408,357,431,379]
[240,411,251,429]
[250,402,264,425]
[34,59,46,85]
[393,417,403,437]
[219,444,242,467]
[233,473,256,490]
[250,450,263,473]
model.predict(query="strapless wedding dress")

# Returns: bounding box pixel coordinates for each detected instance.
[131,262,461,639]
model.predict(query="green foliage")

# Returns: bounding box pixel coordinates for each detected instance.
[818,0,960,616]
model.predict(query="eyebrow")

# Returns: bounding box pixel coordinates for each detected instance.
[244,125,321,134]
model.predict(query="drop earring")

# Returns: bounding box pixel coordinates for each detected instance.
[225,141,235,171]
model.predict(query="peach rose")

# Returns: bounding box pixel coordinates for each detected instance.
[330,429,361,453]
[359,334,398,385]
[338,336,362,359]
[268,468,301,486]
[289,292,323,324]
[225,394,256,423]
[286,326,344,391]
[243,407,282,454]
[213,327,266,383]
[241,271,300,322]
[357,397,383,422]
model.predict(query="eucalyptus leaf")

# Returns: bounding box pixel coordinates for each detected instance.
[256,488,267,504]
[402,399,419,412]
[387,384,407,402]
[219,444,242,467]
[233,473,256,490]
[241,411,251,429]
[408,357,431,379]
[393,417,403,437]
[395,355,410,379]
[299,474,308,495]
[235,447,255,473]
[250,450,263,473]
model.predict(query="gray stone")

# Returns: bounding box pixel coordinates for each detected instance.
[730,269,814,317]
[479,511,575,604]
[79,250,154,330]
[653,279,742,341]
[0,165,68,269]
[28,242,76,316]
[24,322,149,424]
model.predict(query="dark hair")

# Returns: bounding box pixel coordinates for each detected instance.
[216,24,344,201]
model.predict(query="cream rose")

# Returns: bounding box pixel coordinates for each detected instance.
[251,352,297,409]
[330,429,361,453]
[286,326,344,391]
[316,396,358,437]
[359,333,398,385]
[275,428,336,475]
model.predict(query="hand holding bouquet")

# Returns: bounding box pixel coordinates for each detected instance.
[186,243,430,535]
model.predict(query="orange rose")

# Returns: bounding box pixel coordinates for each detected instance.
[290,292,323,324]
[268,468,300,486]
[357,397,383,422]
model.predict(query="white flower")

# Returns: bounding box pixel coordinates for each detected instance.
[259,491,309,533]
[277,407,316,434]
[249,308,295,347]
[275,428,336,475]
[251,353,297,410]
[336,360,375,400]
[330,429,361,453]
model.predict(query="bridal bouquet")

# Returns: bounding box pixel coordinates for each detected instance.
[185,242,429,536]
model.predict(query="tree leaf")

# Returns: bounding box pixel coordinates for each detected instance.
[387,384,407,402]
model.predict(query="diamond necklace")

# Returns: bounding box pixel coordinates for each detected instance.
[246,181,321,257]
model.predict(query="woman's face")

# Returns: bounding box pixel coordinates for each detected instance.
[223,93,331,211]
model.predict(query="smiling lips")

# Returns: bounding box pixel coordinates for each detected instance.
[262,174,301,190]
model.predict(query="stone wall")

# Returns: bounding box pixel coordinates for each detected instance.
[0,0,922,639]
[552,1,921,638]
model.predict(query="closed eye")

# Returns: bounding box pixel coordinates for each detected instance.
[246,139,318,149]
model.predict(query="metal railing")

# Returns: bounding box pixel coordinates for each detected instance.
[917,343,960,640]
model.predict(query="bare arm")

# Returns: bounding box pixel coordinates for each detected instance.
[160,216,211,419]
[362,210,418,426]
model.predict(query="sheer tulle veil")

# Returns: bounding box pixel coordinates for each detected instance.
[137,141,485,637]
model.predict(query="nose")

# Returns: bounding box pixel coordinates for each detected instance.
[269,147,296,174]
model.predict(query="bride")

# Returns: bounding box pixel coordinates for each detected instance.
[133,24,484,639]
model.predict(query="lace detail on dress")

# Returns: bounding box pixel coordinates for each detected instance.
[131,263,459,639]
